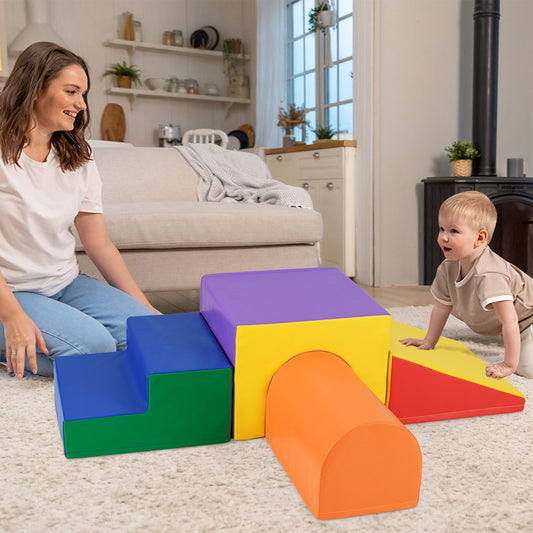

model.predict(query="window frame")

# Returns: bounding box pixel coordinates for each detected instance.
[285,0,353,141]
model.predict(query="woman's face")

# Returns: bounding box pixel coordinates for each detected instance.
[32,63,88,137]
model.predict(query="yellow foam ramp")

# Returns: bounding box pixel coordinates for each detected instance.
[387,320,525,423]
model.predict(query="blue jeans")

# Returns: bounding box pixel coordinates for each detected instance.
[0,274,153,377]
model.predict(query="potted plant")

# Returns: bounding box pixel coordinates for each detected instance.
[103,61,141,89]
[312,124,337,142]
[309,2,335,67]
[278,103,307,147]
[223,38,242,54]
[222,38,243,77]
[444,140,480,177]
[308,1,334,34]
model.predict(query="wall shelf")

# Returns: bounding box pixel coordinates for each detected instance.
[104,40,251,115]
[103,39,250,63]
[107,87,250,114]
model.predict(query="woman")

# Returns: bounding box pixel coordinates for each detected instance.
[0,42,159,380]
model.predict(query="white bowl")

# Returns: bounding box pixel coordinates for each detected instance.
[145,78,167,90]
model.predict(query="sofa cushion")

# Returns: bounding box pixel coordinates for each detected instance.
[92,147,199,203]
[89,202,322,250]
[77,245,320,292]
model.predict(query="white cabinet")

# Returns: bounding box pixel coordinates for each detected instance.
[265,142,356,276]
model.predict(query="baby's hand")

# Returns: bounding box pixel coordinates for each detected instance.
[399,338,435,350]
[486,362,515,379]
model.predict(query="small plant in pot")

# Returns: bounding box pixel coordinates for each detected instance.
[103,61,141,89]
[312,124,337,142]
[444,140,480,177]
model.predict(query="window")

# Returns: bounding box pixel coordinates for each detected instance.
[286,0,353,143]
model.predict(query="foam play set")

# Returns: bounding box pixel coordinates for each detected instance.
[54,313,232,457]
[54,267,526,520]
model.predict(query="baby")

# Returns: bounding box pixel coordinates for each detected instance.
[401,190,533,379]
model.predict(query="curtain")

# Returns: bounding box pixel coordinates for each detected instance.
[255,0,286,148]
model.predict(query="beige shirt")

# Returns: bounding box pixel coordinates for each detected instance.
[0,150,103,296]
[431,247,533,336]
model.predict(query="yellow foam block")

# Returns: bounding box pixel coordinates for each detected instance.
[234,315,391,440]
[200,268,393,441]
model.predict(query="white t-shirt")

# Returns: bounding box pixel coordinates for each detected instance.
[0,149,103,296]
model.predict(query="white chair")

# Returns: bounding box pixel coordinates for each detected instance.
[181,128,228,149]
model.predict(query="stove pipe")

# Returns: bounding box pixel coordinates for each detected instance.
[472,0,500,176]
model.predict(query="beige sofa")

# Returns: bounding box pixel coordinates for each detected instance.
[76,145,322,291]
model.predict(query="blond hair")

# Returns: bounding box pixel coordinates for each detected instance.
[439,191,497,242]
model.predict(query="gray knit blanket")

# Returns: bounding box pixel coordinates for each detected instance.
[177,144,313,209]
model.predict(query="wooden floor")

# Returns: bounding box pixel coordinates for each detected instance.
[146,284,434,315]
[359,285,434,308]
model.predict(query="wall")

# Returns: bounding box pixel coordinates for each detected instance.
[372,0,533,285]
[4,0,256,146]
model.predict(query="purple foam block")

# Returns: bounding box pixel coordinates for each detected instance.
[200,268,388,365]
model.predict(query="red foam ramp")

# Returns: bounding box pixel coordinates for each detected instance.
[265,351,422,520]
[388,321,525,424]
[388,356,526,423]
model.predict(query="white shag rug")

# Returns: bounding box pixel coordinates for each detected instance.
[1,306,532,533]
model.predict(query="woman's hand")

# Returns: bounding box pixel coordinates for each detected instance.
[4,310,48,379]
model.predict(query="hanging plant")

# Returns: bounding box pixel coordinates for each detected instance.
[309,2,335,68]
[308,2,334,34]
[222,38,243,77]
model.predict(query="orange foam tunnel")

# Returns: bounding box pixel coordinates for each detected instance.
[265,351,422,520]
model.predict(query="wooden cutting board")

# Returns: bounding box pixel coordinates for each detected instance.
[101,103,126,142]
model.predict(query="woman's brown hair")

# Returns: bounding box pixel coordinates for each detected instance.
[0,41,92,171]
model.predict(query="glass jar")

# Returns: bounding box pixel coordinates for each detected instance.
[167,77,178,93]
[134,21,143,42]
[176,79,187,94]
[122,12,134,41]
[162,31,173,46]
[185,78,199,95]
[172,30,184,47]
[205,83,219,96]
